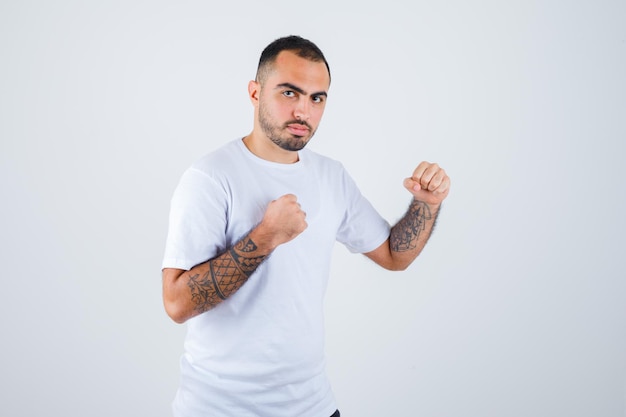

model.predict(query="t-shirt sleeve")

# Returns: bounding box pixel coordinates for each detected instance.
[161,167,228,271]
[335,168,390,254]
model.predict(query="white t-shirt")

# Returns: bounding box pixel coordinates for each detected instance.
[163,139,390,417]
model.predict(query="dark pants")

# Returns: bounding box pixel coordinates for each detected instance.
[330,410,340,417]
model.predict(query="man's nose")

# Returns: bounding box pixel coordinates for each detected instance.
[293,98,310,121]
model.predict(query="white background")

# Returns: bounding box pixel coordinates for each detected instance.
[1,1,625,416]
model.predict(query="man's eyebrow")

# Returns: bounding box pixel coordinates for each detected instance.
[276,83,327,97]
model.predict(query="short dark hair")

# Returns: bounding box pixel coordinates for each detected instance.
[256,35,331,84]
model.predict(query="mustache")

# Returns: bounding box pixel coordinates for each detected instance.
[284,120,312,130]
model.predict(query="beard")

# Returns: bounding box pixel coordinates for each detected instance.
[258,102,316,152]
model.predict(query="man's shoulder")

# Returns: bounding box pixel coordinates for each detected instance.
[190,139,243,175]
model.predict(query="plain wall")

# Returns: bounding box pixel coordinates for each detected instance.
[1,1,624,416]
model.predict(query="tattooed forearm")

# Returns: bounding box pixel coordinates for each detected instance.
[229,238,266,277]
[187,272,224,312]
[186,237,268,313]
[390,200,434,252]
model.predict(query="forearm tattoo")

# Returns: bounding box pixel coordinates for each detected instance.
[390,200,434,252]
[228,238,264,277]
[187,237,266,312]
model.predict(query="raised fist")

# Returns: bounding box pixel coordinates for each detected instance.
[403,161,450,206]
[257,194,308,248]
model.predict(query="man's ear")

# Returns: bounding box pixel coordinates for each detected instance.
[248,80,260,105]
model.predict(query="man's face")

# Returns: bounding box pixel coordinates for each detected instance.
[256,51,330,152]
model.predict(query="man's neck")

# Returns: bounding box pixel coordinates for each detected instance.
[242,134,299,164]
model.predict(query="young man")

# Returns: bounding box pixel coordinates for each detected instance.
[162,35,450,417]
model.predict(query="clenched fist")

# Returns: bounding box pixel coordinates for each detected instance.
[403,161,450,206]
[257,194,308,248]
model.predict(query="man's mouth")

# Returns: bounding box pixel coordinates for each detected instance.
[286,122,310,136]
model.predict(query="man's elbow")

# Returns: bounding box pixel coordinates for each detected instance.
[384,260,411,272]
[365,240,416,272]
[162,268,191,324]
[164,300,189,324]
[372,255,412,272]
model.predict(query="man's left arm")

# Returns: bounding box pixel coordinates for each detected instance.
[365,161,450,271]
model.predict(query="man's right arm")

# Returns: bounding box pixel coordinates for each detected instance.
[162,194,307,324]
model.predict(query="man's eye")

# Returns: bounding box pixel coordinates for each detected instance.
[283,91,295,97]
[312,95,325,103]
